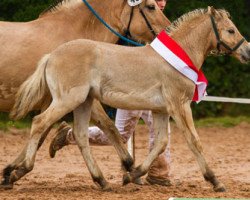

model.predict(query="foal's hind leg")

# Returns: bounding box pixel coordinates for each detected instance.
[4,100,77,188]
[173,102,225,192]
[73,98,110,190]
[1,104,51,189]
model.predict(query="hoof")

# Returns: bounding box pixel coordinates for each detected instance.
[214,183,226,192]
[49,121,71,158]
[133,177,143,185]
[122,173,132,185]
[102,184,112,192]
[0,182,13,190]
[146,176,172,186]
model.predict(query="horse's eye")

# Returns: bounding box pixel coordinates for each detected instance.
[228,29,235,34]
[147,4,156,10]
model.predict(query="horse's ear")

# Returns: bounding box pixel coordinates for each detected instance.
[127,0,143,7]
[207,6,216,16]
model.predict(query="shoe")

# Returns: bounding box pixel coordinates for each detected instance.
[49,121,71,158]
[146,176,172,186]
[146,153,172,186]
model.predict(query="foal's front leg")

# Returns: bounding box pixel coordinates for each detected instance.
[73,99,110,191]
[123,113,169,184]
[173,102,225,192]
[91,100,134,172]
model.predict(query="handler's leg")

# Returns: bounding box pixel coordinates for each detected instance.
[141,111,172,186]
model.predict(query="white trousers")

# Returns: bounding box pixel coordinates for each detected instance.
[68,109,171,163]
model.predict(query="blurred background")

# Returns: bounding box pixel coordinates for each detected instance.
[0,0,249,124]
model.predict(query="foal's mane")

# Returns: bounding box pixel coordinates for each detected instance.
[40,0,82,16]
[166,8,230,34]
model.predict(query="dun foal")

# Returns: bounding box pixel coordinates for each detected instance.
[0,0,170,189]
[9,7,250,191]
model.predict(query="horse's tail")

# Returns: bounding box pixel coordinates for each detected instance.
[10,54,51,120]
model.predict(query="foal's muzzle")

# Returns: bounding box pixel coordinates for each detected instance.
[238,42,250,63]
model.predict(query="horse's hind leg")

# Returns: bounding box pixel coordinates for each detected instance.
[91,100,134,172]
[73,98,110,190]
[1,104,53,189]
[4,99,78,188]
[1,125,52,189]
[173,102,225,192]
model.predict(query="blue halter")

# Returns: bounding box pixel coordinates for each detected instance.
[82,0,144,46]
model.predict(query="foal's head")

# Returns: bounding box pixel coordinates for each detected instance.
[208,7,250,63]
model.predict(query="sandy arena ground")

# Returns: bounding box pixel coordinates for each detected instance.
[0,122,249,199]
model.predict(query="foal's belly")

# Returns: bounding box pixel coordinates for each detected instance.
[91,86,166,112]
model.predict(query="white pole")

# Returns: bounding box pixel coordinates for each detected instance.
[127,96,250,161]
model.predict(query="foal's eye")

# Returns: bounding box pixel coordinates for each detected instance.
[147,4,156,10]
[228,29,235,34]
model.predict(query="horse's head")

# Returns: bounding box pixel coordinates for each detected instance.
[208,6,250,63]
[121,0,171,43]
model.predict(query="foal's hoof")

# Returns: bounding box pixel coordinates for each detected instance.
[214,183,226,192]
[122,173,132,185]
[0,182,13,190]
[102,183,112,192]
[133,177,143,185]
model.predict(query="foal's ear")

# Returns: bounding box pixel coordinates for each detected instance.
[207,6,216,16]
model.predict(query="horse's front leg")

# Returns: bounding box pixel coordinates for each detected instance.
[73,98,110,191]
[1,129,50,189]
[91,100,134,172]
[173,102,225,192]
[123,113,169,185]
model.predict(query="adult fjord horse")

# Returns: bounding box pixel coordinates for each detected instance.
[8,7,250,191]
[0,0,170,189]
[0,0,169,111]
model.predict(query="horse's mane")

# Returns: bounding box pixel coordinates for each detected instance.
[166,8,230,34]
[40,0,82,16]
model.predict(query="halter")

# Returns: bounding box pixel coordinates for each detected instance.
[125,5,157,39]
[210,15,245,54]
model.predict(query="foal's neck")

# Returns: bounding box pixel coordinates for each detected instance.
[171,15,214,70]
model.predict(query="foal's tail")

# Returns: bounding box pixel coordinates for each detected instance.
[10,54,51,120]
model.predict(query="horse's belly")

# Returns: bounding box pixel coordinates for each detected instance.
[93,88,166,112]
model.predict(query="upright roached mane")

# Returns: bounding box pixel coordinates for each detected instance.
[40,0,83,16]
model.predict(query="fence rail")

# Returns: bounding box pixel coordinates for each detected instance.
[127,95,250,158]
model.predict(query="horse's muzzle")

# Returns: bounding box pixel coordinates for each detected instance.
[240,43,250,63]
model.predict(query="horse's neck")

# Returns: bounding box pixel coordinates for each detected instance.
[39,0,125,43]
[171,15,214,69]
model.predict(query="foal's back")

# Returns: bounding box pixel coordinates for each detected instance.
[45,39,184,111]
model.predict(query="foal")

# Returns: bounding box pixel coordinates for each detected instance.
[9,7,250,191]
[0,0,170,189]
